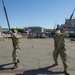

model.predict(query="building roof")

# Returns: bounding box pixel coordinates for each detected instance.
[24,26,43,29]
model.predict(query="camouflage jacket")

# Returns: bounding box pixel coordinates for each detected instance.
[12,33,20,49]
[54,34,66,51]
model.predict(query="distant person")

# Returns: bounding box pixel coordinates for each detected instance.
[0,32,5,41]
[52,27,69,75]
[10,30,20,69]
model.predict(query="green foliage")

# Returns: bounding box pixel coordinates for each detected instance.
[10,28,15,32]
[10,28,24,33]
[50,29,55,37]
[17,28,24,33]
[51,29,55,34]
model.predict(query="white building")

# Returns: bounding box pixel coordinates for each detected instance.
[24,26,46,38]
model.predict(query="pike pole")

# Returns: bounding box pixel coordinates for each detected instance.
[2,0,11,30]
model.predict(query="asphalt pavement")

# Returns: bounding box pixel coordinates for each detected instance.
[0,38,75,75]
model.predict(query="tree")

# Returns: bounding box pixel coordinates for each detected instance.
[10,28,24,33]
[50,29,56,37]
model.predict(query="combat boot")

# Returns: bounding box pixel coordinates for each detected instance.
[52,62,58,67]
[11,63,18,70]
[64,69,69,75]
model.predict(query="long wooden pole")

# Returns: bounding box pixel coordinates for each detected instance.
[56,8,75,51]
[2,0,11,30]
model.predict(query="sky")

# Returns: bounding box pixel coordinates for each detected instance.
[0,0,75,29]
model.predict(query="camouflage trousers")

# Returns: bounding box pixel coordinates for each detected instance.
[53,50,68,69]
[12,48,20,63]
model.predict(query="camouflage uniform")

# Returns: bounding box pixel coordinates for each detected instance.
[12,33,20,63]
[53,34,68,69]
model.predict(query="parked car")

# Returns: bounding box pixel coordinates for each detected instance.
[70,38,75,41]
[69,33,75,38]
[69,33,75,41]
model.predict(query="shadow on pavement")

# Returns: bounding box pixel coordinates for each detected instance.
[15,65,64,75]
[0,63,13,70]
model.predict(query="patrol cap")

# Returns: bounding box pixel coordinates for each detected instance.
[14,30,17,33]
